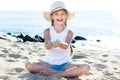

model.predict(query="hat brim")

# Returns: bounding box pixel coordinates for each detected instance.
[43,11,75,22]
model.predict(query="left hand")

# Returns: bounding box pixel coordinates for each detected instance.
[53,40,60,48]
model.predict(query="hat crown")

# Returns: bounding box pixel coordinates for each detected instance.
[51,1,66,12]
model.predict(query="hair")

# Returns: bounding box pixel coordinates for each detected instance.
[50,9,68,26]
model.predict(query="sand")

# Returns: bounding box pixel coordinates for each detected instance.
[0,39,120,80]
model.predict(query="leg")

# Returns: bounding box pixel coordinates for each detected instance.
[57,62,90,77]
[25,61,61,75]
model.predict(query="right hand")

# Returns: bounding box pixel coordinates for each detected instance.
[45,42,53,50]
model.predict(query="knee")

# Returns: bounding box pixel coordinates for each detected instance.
[25,62,33,71]
[83,64,90,72]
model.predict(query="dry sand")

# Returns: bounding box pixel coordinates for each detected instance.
[0,39,120,80]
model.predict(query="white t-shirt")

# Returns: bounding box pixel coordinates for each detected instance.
[45,27,71,65]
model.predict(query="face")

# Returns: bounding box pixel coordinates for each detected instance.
[51,9,67,26]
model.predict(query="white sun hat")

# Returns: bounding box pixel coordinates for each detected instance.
[43,1,75,22]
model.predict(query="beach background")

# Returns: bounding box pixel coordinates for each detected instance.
[0,0,120,80]
[0,10,120,50]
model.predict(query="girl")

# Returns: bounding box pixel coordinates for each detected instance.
[25,1,90,77]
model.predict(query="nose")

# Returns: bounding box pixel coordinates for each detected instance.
[58,14,62,19]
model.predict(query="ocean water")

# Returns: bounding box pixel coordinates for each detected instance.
[0,11,48,37]
[0,11,120,50]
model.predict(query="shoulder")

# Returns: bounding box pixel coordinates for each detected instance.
[66,29,73,38]
[44,28,50,33]
[68,29,73,35]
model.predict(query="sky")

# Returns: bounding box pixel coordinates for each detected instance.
[0,0,120,20]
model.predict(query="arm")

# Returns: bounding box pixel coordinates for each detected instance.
[61,30,73,49]
[64,30,74,56]
[44,28,53,50]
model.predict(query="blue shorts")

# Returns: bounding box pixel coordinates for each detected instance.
[49,62,70,71]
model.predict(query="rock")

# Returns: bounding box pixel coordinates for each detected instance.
[96,39,101,42]
[35,35,44,42]
[71,39,76,43]
[16,33,24,39]
[74,36,87,40]
[23,35,37,42]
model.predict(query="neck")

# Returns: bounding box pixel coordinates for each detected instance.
[53,24,65,33]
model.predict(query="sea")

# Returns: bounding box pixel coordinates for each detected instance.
[0,10,120,50]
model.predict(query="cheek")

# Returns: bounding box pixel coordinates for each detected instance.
[62,15,67,20]
[51,16,57,20]
[64,15,68,19]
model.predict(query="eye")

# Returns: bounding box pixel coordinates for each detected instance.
[54,13,58,16]
[61,13,66,16]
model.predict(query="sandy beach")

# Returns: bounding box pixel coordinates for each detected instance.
[0,37,120,80]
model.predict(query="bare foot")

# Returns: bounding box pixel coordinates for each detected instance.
[39,71,50,76]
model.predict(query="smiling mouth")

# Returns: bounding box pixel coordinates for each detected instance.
[57,19,63,22]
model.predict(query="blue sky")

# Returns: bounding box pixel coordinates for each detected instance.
[0,0,120,20]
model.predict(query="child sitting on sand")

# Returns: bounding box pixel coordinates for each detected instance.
[25,1,90,77]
